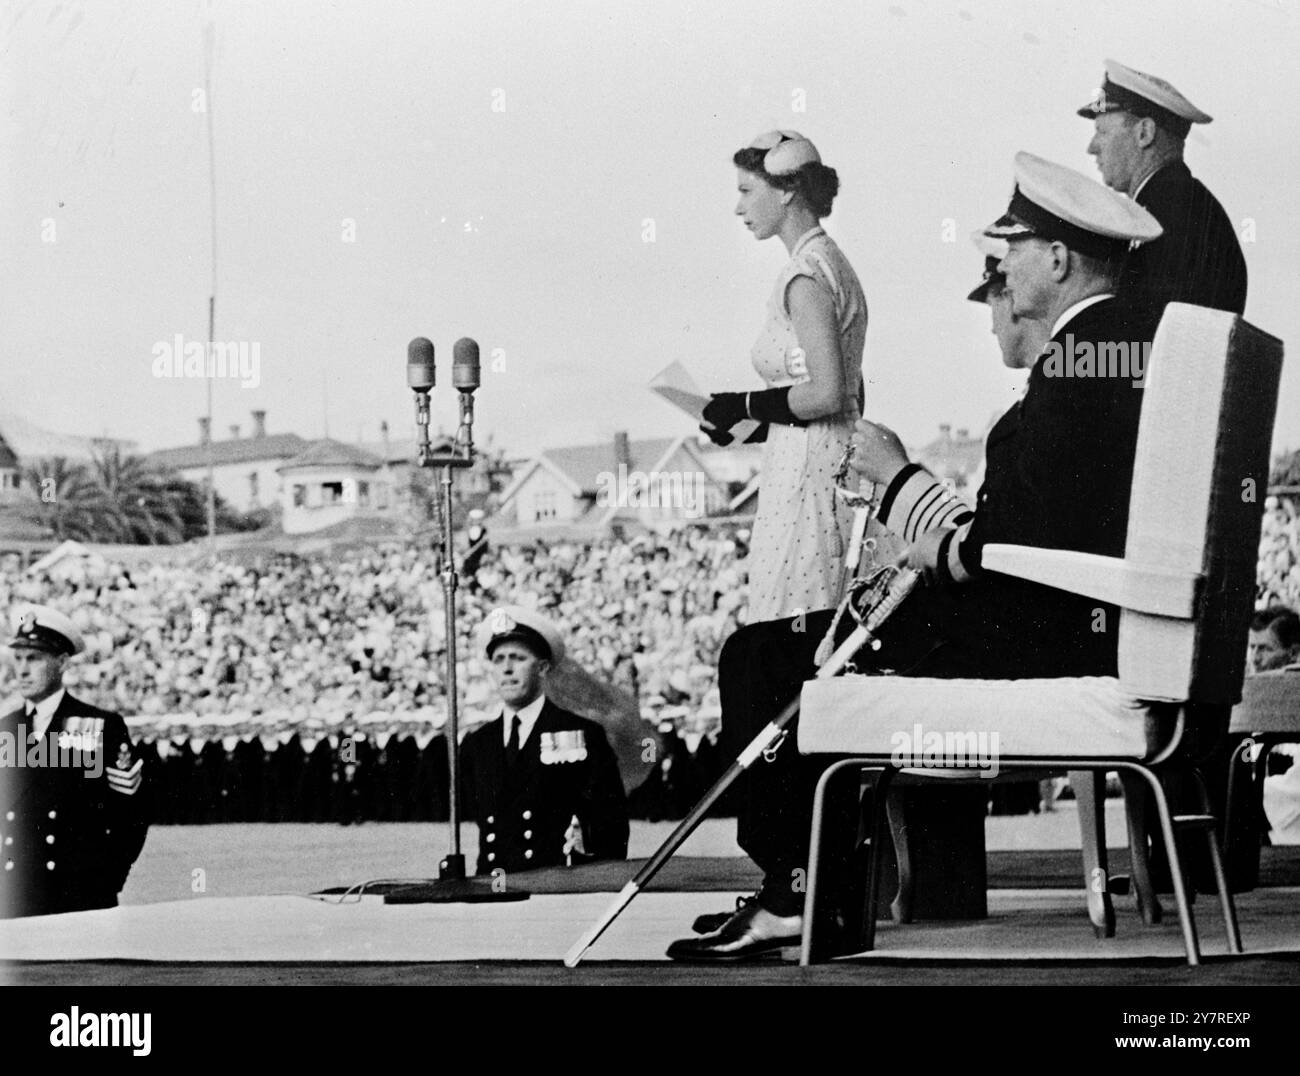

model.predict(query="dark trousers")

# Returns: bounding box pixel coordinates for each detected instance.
[719,589,978,918]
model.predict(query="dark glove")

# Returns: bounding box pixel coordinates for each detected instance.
[700,392,749,445]
[744,423,769,444]
[747,386,808,427]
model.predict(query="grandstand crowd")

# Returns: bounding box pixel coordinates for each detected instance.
[2,492,1298,823]
[1258,493,1300,612]
[0,527,750,821]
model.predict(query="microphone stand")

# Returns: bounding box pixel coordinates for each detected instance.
[385,344,527,905]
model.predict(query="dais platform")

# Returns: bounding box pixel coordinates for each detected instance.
[4,883,1299,968]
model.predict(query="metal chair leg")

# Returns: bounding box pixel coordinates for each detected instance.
[1071,769,1116,938]
[1189,767,1244,954]
[1126,763,1201,966]
[885,782,913,923]
[1223,736,1248,852]
[861,767,895,952]
[1118,770,1162,924]
[1253,743,1272,847]
[801,759,857,966]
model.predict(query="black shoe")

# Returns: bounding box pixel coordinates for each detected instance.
[666,902,802,962]
[691,893,759,935]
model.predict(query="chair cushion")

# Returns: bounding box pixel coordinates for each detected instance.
[1230,670,1300,736]
[797,675,1161,768]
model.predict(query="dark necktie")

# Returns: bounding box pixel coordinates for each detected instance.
[504,714,521,769]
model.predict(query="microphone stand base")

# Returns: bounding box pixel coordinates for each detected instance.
[381,853,529,903]
[383,878,530,904]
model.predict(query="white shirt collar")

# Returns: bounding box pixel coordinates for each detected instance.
[502,693,547,748]
[28,688,66,738]
[1050,292,1114,339]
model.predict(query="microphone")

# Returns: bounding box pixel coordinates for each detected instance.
[407,337,436,391]
[452,337,480,392]
[407,337,436,463]
[452,337,480,452]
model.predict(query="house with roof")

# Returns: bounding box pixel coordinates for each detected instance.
[914,423,986,495]
[493,432,729,536]
[354,420,514,526]
[277,439,397,535]
[146,412,306,515]
[0,431,19,504]
[725,424,987,518]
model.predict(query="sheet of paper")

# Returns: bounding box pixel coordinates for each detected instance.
[650,361,760,442]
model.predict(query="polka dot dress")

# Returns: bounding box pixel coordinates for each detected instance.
[745,227,893,621]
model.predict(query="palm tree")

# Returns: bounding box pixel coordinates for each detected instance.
[16,457,123,542]
[91,446,186,544]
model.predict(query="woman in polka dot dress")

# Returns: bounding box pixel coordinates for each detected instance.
[702,130,895,622]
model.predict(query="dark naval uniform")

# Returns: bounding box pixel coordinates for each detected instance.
[461,700,629,874]
[1125,161,1247,318]
[0,694,150,917]
[1076,60,1247,319]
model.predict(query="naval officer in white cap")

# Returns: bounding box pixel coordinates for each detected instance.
[459,606,628,875]
[667,153,1165,961]
[1078,58,1247,318]
[1,604,150,917]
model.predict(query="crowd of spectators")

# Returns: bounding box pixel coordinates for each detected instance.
[0,527,753,820]
[0,527,751,729]
[1258,494,1300,612]
[2,493,1297,824]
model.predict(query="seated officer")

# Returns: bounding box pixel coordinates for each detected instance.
[668,152,1164,960]
[1,605,150,917]
[460,606,629,874]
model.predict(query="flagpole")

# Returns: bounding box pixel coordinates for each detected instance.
[203,8,218,553]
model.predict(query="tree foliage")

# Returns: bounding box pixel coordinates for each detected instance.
[16,448,258,544]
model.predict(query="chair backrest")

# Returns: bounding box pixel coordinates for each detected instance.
[1118,303,1284,705]
[1229,669,1300,736]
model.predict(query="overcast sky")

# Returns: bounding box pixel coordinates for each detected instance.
[3,0,1297,461]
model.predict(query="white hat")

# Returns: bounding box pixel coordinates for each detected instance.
[982,151,1162,259]
[747,130,822,176]
[476,605,565,664]
[7,604,85,656]
[1077,59,1211,131]
[971,230,1008,262]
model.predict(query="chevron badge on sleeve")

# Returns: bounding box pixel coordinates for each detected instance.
[106,744,143,796]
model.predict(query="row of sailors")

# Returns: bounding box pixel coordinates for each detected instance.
[115,709,736,826]
[120,708,1045,825]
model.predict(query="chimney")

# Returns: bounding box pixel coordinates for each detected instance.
[939,424,952,439]
[380,420,391,462]
[252,410,267,439]
[198,417,211,445]
[956,428,970,440]
[614,431,632,470]
[229,424,241,440]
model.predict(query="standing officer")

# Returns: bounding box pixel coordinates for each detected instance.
[461,606,629,874]
[0,605,149,917]
[1079,59,1247,317]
